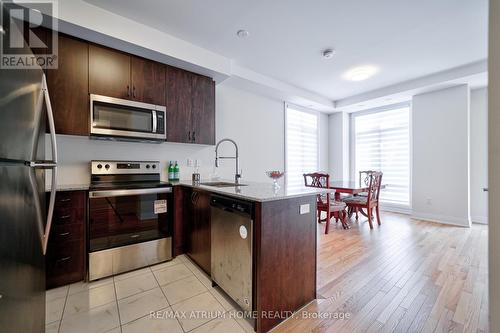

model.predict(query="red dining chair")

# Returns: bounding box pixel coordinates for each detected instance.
[303,172,348,233]
[343,171,383,229]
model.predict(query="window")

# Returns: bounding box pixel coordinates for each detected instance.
[352,105,410,207]
[285,106,319,190]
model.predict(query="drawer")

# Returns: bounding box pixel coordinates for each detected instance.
[46,240,85,288]
[49,223,84,243]
[53,207,84,225]
[54,191,86,209]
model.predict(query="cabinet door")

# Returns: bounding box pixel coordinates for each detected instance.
[186,190,211,274]
[193,190,211,274]
[191,74,215,145]
[89,44,131,99]
[131,56,166,105]
[166,65,193,143]
[173,186,188,256]
[46,35,89,136]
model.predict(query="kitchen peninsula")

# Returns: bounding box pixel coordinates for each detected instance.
[174,180,332,333]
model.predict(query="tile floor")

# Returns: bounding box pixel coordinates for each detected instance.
[45,255,254,333]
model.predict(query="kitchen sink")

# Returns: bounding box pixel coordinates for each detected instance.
[200,181,248,187]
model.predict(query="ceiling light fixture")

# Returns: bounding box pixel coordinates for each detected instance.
[343,65,379,81]
[322,49,335,59]
[236,29,249,38]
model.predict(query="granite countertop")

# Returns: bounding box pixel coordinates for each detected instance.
[46,180,333,202]
[45,183,90,192]
[175,179,333,202]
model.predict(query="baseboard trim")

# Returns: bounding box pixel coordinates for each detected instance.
[411,212,471,227]
[380,205,411,215]
[471,215,488,224]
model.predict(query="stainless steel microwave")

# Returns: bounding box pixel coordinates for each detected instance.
[90,94,166,142]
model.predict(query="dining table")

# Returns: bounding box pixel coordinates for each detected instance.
[329,180,387,221]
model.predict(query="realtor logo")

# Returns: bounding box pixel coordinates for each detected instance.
[0,0,58,69]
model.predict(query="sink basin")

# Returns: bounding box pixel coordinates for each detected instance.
[200,181,248,188]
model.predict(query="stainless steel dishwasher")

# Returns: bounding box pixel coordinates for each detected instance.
[210,194,253,312]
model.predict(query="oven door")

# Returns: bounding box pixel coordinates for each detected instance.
[90,94,166,140]
[88,188,172,252]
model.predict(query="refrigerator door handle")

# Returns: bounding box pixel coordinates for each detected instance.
[42,73,57,255]
[28,164,57,255]
[28,74,59,255]
[42,73,58,165]
[43,166,57,255]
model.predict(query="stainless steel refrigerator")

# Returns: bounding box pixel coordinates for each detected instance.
[0,17,58,333]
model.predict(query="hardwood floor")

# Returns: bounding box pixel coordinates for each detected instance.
[271,212,489,333]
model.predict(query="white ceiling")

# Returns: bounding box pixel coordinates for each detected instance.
[83,0,488,101]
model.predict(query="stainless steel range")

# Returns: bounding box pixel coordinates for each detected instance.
[88,160,173,280]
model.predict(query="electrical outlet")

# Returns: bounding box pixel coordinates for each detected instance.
[187,159,194,167]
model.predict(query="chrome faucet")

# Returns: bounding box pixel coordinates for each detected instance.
[215,138,241,184]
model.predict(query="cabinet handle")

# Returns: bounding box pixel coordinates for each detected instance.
[57,256,71,263]
[60,198,71,203]
[59,232,70,236]
[188,131,191,142]
[192,131,195,142]
[133,86,136,98]
[59,215,71,220]
[191,192,199,204]
[127,85,130,97]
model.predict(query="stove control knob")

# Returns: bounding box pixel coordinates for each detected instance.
[97,164,102,169]
[105,164,110,170]
[152,164,156,169]
[146,164,150,169]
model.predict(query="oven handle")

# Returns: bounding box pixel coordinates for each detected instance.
[89,187,172,198]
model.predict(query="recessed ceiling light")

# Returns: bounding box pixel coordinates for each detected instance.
[322,49,336,59]
[236,29,249,38]
[343,65,379,81]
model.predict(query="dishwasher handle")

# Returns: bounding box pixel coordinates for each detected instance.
[210,195,253,217]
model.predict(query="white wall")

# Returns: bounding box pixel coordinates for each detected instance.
[490,2,500,329]
[48,81,328,187]
[470,87,488,224]
[328,112,349,180]
[411,85,471,227]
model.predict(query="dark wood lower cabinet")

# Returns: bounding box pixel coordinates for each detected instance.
[181,187,211,274]
[174,186,317,333]
[46,191,86,289]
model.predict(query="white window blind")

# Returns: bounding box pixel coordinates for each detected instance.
[353,105,410,206]
[286,106,319,191]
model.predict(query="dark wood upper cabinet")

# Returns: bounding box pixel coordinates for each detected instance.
[166,66,215,145]
[166,66,193,143]
[192,75,215,145]
[131,56,166,105]
[41,31,214,140]
[89,44,131,99]
[46,35,89,136]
